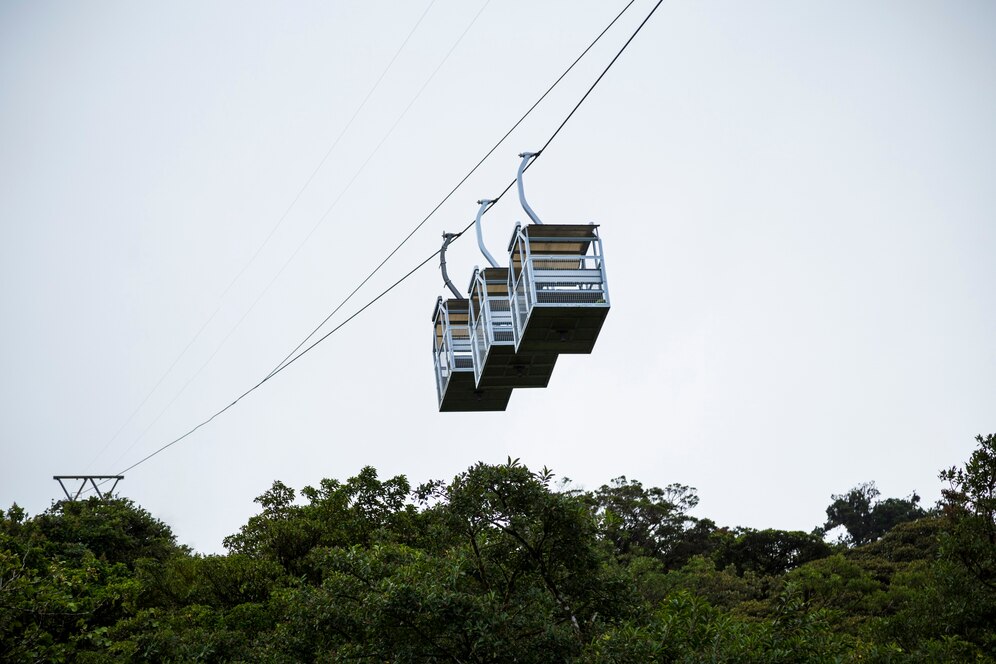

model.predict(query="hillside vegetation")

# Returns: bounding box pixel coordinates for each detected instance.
[2,434,994,662]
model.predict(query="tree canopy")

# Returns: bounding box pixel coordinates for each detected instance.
[822,481,926,546]
[2,435,994,662]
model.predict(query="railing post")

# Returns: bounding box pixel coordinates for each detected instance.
[523,229,535,311]
[596,232,610,306]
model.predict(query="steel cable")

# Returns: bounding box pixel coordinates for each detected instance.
[100,0,664,483]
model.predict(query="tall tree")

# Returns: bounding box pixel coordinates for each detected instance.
[713,528,834,577]
[940,433,996,590]
[589,477,706,567]
[822,482,925,546]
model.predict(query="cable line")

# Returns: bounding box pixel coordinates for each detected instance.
[456,0,665,234]
[105,0,664,483]
[263,0,638,380]
[84,0,438,472]
[536,0,664,157]
[116,250,442,477]
[104,0,488,472]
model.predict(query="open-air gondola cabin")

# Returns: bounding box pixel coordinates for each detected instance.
[432,296,511,411]
[468,266,557,389]
[508,223,609,353]
[506,152,610,354]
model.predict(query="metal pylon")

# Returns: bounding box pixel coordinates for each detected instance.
[53,476,124,501]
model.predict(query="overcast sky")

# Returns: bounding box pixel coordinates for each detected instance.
[2,0,994,553]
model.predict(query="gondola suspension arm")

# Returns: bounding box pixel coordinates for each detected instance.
[517,151,543,225]
[439,232,464,300]
[474,199,500,268]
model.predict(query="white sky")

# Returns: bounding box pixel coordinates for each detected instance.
[2,0,994,553]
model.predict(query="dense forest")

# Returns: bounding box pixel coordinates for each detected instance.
[2,434,994,663]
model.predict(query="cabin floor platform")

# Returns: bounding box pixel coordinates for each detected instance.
[439,371,512,412]
[476,347,558,389]
[516,305,609,354]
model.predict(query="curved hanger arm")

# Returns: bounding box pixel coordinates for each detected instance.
[474,199,499,268]
[517,151,542,225]
[439,232,465,300]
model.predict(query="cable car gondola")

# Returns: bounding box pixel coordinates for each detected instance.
[467,201,558,390]
[507,152,610,354]
[431,234,512,412]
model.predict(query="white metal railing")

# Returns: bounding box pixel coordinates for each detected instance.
[469,269,516,386]
[507,224,610,350]
[432,301,473,405]
[529,254,607,304]
[509,234,534,350]
[470,298,488,386]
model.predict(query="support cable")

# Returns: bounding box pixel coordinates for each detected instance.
[104,0,487,472]
[102,0,663,482]
[115,250,441,477]
[454,0,666,236]
[263,0,637,380]
[83,0,439,472]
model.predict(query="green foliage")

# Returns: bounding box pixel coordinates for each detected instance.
[135,553,286,610]
[98,603,259,663]
[653,555,765,610]
[849,517,943,566]
[0,501,146,662]
[3,437,996,661]
[867,558,996,660]
[784,554,884,630]
[223,466,415,576]
[36,497,184,568]
[442,460,622,633]
[588,476,711,568]
[823,482,926,546]
[713,528,835,577]
[279,542,587,662]
[939,433,996,591]
[582,589,855,663]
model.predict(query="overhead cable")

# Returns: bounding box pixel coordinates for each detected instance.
[108,0,663,481]
[84,0,439,472]
[263,0,638,380]
[104,0,484,472]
